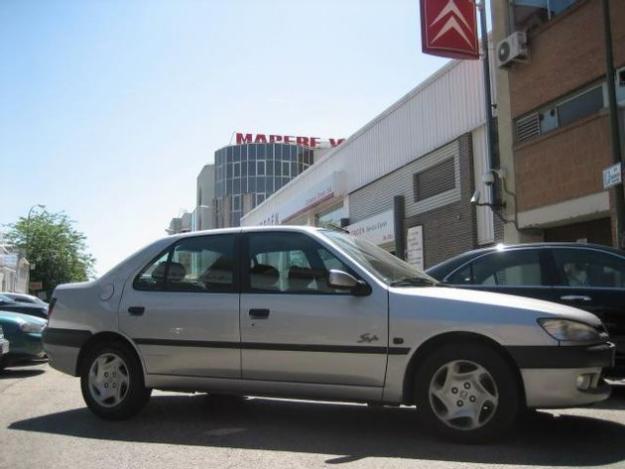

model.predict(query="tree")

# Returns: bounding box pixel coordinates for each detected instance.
[4,210,96,298]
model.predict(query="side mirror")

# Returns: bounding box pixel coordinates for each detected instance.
[327,269,371,296]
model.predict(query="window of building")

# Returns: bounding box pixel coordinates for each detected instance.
[282,162,290,178]
[234,162,240,177]
[515,84,605,143]
[513,0,580,32]
[233,194,241,211]
[413,158,456,202]
[133,235,236,292]
[557,86,604,128]
[257,161,265,176]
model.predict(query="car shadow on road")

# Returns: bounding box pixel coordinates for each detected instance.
[0,365,45,379]
[8,394,625,466]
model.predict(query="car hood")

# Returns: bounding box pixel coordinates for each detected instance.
[0,310,48,325]
[391,286,602,327]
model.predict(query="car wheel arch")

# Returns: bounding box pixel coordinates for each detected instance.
[76,331,146,380]
[401,331,526,406]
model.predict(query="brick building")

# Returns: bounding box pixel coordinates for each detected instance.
[494,0,625,246]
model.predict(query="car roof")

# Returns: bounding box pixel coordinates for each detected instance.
[463,242,624,256]
[165,225,325,242]
[425,242,625,278]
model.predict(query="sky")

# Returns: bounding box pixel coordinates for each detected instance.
[0,0,452,275]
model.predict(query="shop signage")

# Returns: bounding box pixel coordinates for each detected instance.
[406,226,424,271]
[347,210,395,246]
[236,132,345,148]
[603,162,622,189]
[420,0,479,60]
[253,171,346,226]
[29,281,43,291]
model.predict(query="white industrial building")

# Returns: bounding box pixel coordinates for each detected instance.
[241,58,501,268]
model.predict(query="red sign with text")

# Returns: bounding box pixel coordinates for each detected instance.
[236,132,345,148]
[421,0,479,60]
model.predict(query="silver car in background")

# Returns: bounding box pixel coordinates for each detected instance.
[43,226,614,442]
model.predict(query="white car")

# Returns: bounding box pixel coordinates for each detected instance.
[43,226,614,442]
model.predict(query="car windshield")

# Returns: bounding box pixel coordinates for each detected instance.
[320,230,438,286]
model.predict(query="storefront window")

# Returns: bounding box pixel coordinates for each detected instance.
[316,204,346,228]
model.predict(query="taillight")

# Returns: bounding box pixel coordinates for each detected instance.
[47,297,57,318]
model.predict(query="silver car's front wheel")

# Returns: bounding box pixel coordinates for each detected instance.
[81,342,151,420]
[415,343,520,443]
[88,353,130,408]
[428,360,499,431]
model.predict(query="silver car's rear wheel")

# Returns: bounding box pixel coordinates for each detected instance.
[428,360,499,431]
[88,353,130,408]
[80,341,151,420]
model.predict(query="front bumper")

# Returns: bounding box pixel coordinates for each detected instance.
[515,342,615,408]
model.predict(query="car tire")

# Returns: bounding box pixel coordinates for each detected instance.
[414,342,520,443]
[80,341,151,420]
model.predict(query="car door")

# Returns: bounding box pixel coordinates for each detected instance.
[548,247,625,357]
[444,248,556,301]
[239,230,388,387]
[119,233,241,378]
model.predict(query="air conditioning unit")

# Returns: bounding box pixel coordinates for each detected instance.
[496,32,528,68]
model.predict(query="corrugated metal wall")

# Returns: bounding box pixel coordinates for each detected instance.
[242,58,491,226]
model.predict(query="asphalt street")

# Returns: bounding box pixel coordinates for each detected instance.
[2,362,625,469]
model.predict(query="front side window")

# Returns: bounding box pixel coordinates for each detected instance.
[134,235,236,292]
[448,250,543,286]
[247,232,352,294]
[552,249,625,288]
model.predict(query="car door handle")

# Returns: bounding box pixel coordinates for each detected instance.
[249,308,270,319]
[128,306,145,315]
[560,295,592,302]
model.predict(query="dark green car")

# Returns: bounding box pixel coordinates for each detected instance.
[0,311,46,370]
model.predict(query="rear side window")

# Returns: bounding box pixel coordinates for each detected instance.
[552,249,625,288]
[448,250,543,286]
[134,235,236,292]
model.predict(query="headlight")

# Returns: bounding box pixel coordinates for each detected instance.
[538,319,600,342]
[20,322,45,334]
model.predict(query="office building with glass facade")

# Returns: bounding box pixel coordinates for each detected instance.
[214,143,315,227]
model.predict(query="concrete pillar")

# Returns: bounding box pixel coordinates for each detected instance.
[492,0,528,244]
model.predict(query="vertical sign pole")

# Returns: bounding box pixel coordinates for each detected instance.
[601,0,625,248]
[477,1,496,206]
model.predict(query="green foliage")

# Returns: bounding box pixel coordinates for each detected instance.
[4,211,95,297]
